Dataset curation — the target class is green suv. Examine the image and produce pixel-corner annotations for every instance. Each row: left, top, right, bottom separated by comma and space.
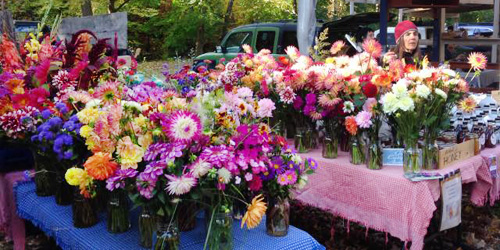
192, 13, 384, 71
192, 21, 302, 71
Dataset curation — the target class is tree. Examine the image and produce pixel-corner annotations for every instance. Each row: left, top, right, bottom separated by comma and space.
108, 0, 132, 13
221, 0, 235, 37
81, 0, 93, 16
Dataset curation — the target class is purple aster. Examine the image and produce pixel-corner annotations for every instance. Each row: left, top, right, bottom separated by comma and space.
200, 145, 234, 168
270, 157, 285, 174
260, 169, 275, 181
106, 169, 139, 191
307, 158, 319, 170
286, 161, 300, 172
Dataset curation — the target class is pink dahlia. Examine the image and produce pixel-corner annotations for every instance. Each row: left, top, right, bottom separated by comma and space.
162, 110, 202, 144
355, 111, 373, 129
256, 98, 276, 118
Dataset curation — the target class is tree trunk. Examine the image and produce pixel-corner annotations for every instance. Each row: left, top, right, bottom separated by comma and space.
108, 0, 116, 13
221, 0, 235, 37
195, 23, 205, 56
159, 0, 173, 16
81, 0, 93, 16
293, 0, 298, 17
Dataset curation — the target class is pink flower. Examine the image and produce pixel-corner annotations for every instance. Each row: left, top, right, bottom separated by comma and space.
277, 173, 288, 186
355, 111, 373, 129
330, 40, 345, 55
248, 175, 263, 191
362, 39, 382, 58
165, 174, 197, 196
162, 110, 202, 144
285, 170, 298, 185
256, 98, 275, 118
245, 172, 253, 181
285, 46, 300, 61
363, 98, 378, 113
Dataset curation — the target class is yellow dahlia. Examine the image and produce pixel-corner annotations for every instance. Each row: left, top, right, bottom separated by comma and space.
241, 194, 267, 229
468, 52, 487, 71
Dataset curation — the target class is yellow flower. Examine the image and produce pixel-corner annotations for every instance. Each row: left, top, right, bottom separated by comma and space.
241, 194, 267, 229
79, 125, 93, 138
138, 132, 153, 149
467, 52, 487, 71
134, 115, 148, 127
65, 167, 86, 186
116, 136, 145, 169
77, 107, 100, 124
325, 57, 335, 64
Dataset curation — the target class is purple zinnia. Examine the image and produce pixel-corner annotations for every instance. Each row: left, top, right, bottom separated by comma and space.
106, 169, 138, 191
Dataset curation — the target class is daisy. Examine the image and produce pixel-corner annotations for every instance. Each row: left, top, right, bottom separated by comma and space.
162, 110, 202, 144
467, 52, 487, 71
165, 174, 197, 196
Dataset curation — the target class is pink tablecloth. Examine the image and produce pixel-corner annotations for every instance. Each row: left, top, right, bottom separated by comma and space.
295, 147, 495, 250
0, 171, 29, 250
480, 147, 500, 206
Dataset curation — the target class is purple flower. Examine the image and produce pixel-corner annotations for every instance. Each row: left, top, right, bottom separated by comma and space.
200, 145, 234, 168
63, 150, 73, 159
70, 115, 79, 123
106, 169, 138, 191
41, 109, 52, 119
143, 161, 167, 179
270, 157, 285, 174
305, 93, 317, 105
44, 131, 55, 141
55, 102, 68, 114
48, 117, 62, 127
303, 105, 315, 116
293, 96, 304, 110
307, 158, 319, 170
136, 173, 157, 199
163, 142, 187, 161
63, 121, 76, 131
260, 169, 275, 181
286, 161, 300, 172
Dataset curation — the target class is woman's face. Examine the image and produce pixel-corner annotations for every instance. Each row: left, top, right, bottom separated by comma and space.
403, 30, 419, 52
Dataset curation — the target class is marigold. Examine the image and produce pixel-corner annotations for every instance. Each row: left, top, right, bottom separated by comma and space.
345, 116, 358, 135
241, 194, 267, 229
84, 152, 118, 180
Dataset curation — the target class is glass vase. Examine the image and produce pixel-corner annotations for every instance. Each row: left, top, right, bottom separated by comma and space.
322, 136, 338, 159
107, 189, 130, 233
403, 146, 422, 178
72, 189, 98, 228
340, 127, 350, 152
294, 126, 309, 153
266, 197, 290, 237
154, 218, 180, 250
366, 133, 382, 170
139, 204, 156, 248
350, 136, 365, 165
32, 151, 55, 197
177, 200, 197, 232
55, 175, 73, 206
422, 140, 439, 170
206, 211, 234, 250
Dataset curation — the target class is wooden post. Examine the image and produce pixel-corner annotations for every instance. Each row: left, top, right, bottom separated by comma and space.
439, 8, 446, 62
379, 0, 388, 48
350, 1, 355, 15
398, 8, 403, 22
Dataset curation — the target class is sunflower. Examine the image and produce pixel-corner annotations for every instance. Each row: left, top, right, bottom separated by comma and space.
241, 194, 267, 229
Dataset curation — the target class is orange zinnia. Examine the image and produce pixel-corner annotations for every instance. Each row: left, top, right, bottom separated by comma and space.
345, 116, 358, 135
84, 152, 118, 180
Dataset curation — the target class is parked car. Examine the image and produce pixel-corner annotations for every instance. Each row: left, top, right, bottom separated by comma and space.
193, 12, 387, 71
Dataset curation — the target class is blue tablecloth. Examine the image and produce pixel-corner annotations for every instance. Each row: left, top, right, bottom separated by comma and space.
15, 181, 325, 250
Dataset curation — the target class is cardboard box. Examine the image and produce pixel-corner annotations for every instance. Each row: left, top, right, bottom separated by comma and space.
438, 140, 475, 169
491, 90, 500, 104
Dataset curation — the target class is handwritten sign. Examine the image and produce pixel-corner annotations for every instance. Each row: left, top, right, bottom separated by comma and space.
487, 154, 498, 178
383, 148, 404, 166
440, 173, 462, 231
491, 90, 500, 104
438, 140, 475, 169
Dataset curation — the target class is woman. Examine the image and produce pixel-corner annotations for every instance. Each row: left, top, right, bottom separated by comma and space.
383, 20, 421, 65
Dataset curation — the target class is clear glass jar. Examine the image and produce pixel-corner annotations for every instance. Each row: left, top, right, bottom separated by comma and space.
403, 146, 422, 178
266, 197, 290, 237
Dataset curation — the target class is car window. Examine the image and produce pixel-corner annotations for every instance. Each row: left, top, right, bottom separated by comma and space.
376, 32, 396, 45
224, 31, 253, 53
256, 31, 276, 52
278, 31, 298, 54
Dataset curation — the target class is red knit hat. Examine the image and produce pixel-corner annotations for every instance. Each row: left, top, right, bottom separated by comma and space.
395, 20, 418, 42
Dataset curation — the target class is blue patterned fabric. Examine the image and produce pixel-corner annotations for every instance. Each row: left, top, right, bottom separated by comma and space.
15, 181, 325, 250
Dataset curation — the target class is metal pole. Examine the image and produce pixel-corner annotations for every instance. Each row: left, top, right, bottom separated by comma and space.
350, 1, 355, 15
492, 0, 499, 63
379, 0, 388, 48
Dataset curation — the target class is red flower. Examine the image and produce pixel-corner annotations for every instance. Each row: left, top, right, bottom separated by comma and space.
362, 82, 378, 98
278, 56, 289, 65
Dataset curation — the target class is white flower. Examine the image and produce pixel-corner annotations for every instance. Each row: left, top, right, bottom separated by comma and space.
122, 100, 143, 111
191, 159, 211, 178
85, 99, 101, 108
382, 92, 399, 114
291, 154, 303, 164
435, 88, 448, 99
392, 80, 408, 98
442, 69, 456, 77
343, 101, 354, 113
420, 68, 433, 79
236, 87, 253, 99
235, 176, 241, 185
256, 98, 276, 118
217, 168, 231, 184
398, 96, 415, 112
415, 85, 431, 99
295, 175, 308, 190
165, 174, 197, 196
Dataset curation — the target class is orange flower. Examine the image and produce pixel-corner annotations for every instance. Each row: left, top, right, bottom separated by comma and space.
84, 152, 118, 180
241, 194, 267, 229
467, 52, 487, 71
5, 79, 25, 94
345, 116, 358, 135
